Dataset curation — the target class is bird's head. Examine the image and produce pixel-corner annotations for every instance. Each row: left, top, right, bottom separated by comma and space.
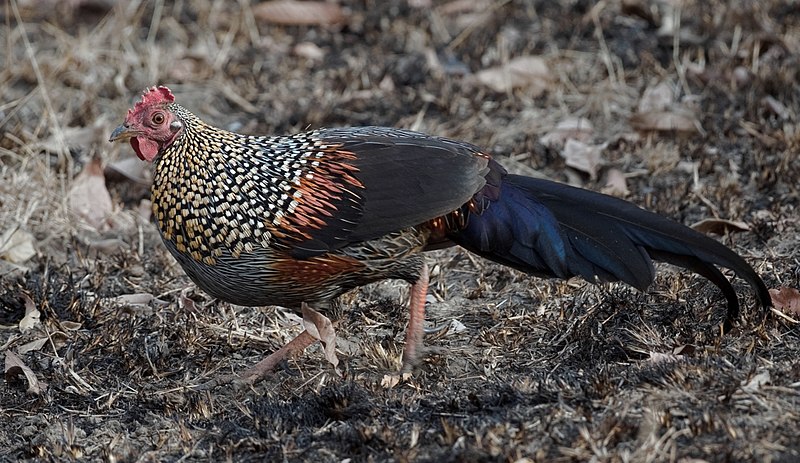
109, 86, 183, 162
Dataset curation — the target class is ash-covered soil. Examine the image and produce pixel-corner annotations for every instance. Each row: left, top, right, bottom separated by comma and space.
1, 1, 799, 462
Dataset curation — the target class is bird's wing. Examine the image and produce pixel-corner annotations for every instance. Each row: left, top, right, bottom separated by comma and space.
284, 127, 490, 258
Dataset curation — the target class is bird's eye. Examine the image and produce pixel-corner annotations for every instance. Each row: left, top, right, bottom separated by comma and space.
152, 112, 165, 124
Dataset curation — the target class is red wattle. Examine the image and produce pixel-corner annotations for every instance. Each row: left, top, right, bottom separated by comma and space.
130, 136, 159, 162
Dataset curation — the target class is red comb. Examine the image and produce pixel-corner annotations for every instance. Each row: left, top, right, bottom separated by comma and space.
126, 86, 175, 118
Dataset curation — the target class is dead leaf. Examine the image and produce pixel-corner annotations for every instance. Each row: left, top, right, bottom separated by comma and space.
769, 287, 800, 316
448, 319, 467, 334
253, 1, 347, 26
17, 338, 48, 355
69, 158, 114, 230
690, 218, 751, 235
601, 168, 630, 197
637, 81, 674, 113
631, 81, 702, 133
19, 293, 40, 333
539, 117, 594, 148
672, 344, 695, 356
630, 110, 700, 133
475, 56, 552, 95
5, 351, 42, 395
0, 226, 36, 264
60, 321, 83, 331
381, 374, 401, 389
740, 371, 770, 393
178, 288, 199, 313
293, 42, 325, 60
648, 351, 681, 364
380, 372, 412, 389
560, 139, 605, 180
113, 293, 168, 307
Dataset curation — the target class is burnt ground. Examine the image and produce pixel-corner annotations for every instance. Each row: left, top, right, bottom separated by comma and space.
1, 0, 799, 461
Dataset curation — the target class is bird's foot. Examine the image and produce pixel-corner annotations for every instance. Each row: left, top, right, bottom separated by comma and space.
197, 304, 340, 390
195, 329, 317, 391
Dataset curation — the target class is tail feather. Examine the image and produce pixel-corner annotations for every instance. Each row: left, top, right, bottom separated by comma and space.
451, 174, 770, 327
648, 250, 741, 327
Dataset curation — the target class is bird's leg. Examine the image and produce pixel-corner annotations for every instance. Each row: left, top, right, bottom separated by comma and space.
237, 303, 339, 384
299, 302, 339, 369
197, 327, 318, 391
402, 261, 429, 371
199, 305, 339, 390
238, 329, 317, 384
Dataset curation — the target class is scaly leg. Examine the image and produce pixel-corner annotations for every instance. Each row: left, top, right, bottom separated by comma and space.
239, 329, 317, 384
402, 262, 429, 371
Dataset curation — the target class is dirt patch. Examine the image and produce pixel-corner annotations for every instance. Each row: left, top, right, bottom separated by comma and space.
1, 1, 798, 461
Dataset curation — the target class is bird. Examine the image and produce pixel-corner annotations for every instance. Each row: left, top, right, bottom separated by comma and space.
109, 85, 771, 384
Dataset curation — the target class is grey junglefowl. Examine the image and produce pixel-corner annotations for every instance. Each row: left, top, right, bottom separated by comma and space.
109, 86, 770, 385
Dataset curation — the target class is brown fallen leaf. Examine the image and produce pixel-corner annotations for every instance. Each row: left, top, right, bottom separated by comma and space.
293, 41, 326, 60
769, 287, 800, 316
740, 371, 770, 393
113, 293, 168, 307
19, 292, 40, 333
5, 351, 42, 395
474, 56, 552, 95
631, 81, 702, 134
648, 351, 681, 364
69, 157, 114, 230
601, 168, 630, 197
380, 372, 412, 389
179, 292, 199, 312
630, 110, 700, 133
0, 226, 36, 264
17, 338, 48, 355
690, 218, 751, 235
60, 321, 83, 331
381, 374, 402, 389
253, 1, 347, 26
637, 81, 673, 113
672, 344, 695, 356
560, 139, 605, 180
539, 117, 594, 148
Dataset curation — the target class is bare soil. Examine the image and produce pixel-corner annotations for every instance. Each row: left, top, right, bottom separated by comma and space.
1, 1, 799, 462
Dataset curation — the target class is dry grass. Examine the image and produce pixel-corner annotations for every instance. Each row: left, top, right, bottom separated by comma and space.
1, 0, 799, 461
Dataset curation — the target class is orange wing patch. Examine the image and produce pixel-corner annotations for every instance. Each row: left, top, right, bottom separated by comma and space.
272, 253, 366, 286
280, 145, 364, 239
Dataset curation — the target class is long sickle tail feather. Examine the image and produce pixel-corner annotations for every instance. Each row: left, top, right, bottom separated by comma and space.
451, 173, 771, 329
